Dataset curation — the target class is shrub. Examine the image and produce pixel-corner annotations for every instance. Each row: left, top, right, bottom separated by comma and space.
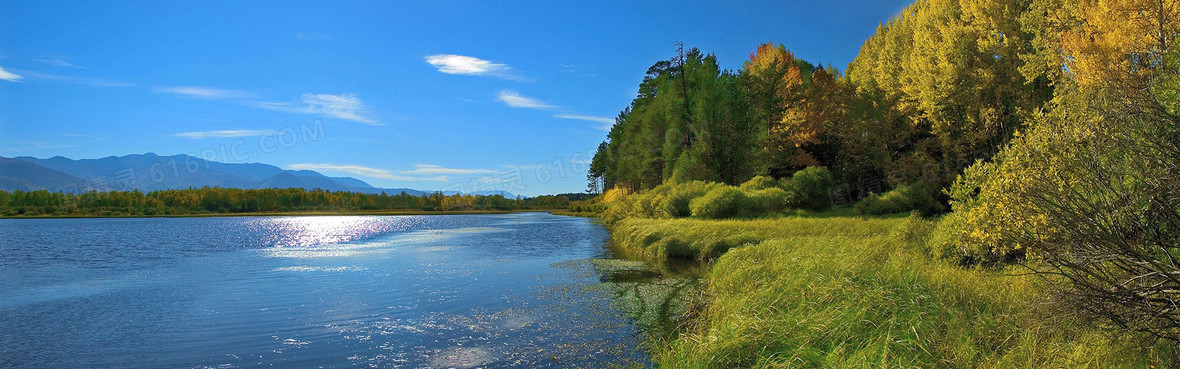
601, 194, 638, 224
746, 187, 789, 213
690, 186, 749, 219
738, 175, 778, 191
601, 187, 631, 203
661, 181, 719, 218
600, 185, 674, 223
784, 166, 834, 211
632, 188, 669, 218
946, 77, 1180, 339
568, 198, 606, 214
925, 211, 977, 263
854, 183, 942, 216
894, 211, 935, 244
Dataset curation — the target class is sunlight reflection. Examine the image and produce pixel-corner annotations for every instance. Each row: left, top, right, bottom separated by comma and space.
246, 216, 416, 249
267, 223, 512, 258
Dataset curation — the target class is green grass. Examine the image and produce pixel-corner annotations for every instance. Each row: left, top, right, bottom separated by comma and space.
611, 215, 1180, 368
611, 215, 903, 262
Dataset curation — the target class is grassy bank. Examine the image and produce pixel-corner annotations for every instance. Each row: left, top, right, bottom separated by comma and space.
610, 215, 903, 262
611, 215, 1179, 367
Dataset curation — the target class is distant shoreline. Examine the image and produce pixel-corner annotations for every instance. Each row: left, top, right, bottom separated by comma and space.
0, 209, 569, 219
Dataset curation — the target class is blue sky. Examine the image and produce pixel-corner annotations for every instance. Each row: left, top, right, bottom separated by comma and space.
0, 0, 910, 196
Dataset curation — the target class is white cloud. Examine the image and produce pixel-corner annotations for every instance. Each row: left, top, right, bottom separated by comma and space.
402, 164, 497, 175
154, 85, 254, 99
288, 163, 448, 182
553, 113, 614, 130
425, 54, 509, 75
153, 87, 380, 125
174, 130, 276, 139
424, 54, 530, 81
243, 101, 306, 114
553, 114, 613, 124
10, 70, 131, 87
496, 90, 554, 109
34, 59, 85, 69
300, 93, 379, 125
0, 66, 23, 82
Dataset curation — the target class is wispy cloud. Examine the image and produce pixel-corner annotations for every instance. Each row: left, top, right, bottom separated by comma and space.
553, 113, 614, 130
6, 69, 133, 87
243, 101, 305, 114
153, 85, 254, 99
496, 90, 554, 109
289, 163, 448, 182
0, 66, 22, 82
174, 129, 277, 139
154, 86, 380, 125
402, 164, 497, 175
424, 54, 528, 80
34, 58, 86, 69
553, 114, 613, 124
300, 93, 378, 125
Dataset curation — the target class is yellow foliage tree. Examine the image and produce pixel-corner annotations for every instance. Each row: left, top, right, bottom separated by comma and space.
1062, 0, 1180, 88
848, 0, 1047, 187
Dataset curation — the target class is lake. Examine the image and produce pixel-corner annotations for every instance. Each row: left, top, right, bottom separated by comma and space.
0, 212, 660, 368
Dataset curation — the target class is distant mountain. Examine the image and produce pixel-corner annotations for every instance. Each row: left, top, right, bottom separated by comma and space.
0, 157, 84, 192
256, 172, 341, 192
0, 154, 509, 197
326, 176, 375, 190
16, 153, 257, 192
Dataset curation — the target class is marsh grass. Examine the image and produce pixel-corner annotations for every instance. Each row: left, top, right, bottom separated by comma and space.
611, 215, 1180, 368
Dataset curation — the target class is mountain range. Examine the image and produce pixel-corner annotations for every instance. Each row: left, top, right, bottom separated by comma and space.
0, 153, 514, 197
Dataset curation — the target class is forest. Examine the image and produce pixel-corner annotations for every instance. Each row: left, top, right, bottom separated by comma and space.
582, 0, 1180, 365
588, 3, 1054, 204
0, 187, 576, 216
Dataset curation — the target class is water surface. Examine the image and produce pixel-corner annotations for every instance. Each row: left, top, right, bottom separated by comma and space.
0, 212, 652, 368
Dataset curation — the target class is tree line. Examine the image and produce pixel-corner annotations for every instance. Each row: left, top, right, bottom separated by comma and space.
0, 187, 574, 216
589, 2, 1052, 205
589, 0, 1180, 342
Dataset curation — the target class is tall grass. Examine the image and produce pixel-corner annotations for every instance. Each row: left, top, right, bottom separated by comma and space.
611, 215, 1179, 367
611, 216, 901, 261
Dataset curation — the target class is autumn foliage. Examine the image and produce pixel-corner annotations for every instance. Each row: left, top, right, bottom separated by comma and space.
588, 0, 1180, 345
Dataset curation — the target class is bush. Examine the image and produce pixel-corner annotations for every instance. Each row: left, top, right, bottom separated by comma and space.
660, 181, 719, 218
945, 77, 1180, 339
894, 211, 935, 244
746, 187, 789, 213
925, 211, 978, 263
567, 198, 606, 214
784, 166, 834, 211
633, 188, 669, 218
854, 183, 942, 216
689, 186, 750, 219
738, 175, 778, 191
600, 185, 672, 223
601, 194, 637, 224
601, 187, 631, 203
